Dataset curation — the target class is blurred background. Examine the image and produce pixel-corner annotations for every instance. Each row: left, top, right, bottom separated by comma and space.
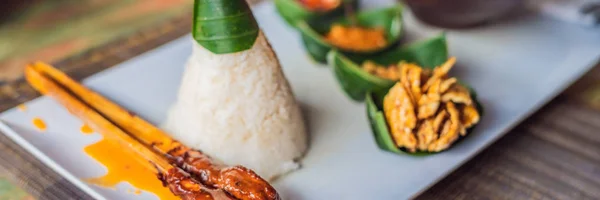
0, 0, 192, 83
2, 0, 599, 83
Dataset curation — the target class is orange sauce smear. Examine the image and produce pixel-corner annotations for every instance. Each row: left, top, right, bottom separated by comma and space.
84, 138, 178, 200
32, 117, 46, 131
17, 104, 27, 111
80, 124, 94, 135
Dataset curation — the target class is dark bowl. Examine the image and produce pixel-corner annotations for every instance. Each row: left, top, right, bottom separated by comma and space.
402, 0, 523, 28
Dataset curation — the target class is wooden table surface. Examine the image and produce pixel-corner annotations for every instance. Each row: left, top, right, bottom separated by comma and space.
1, 1, 600, 199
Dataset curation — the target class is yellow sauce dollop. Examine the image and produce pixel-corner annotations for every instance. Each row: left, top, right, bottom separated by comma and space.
80, 124, 94, 135
17, 104, 27, 112
84, 138, 178, 200
32, 117, 46, 131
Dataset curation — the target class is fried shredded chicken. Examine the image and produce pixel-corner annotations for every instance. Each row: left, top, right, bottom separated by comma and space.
384, 83, 418, 151
362, 62, 400, 81
381, 57, 480, 152
428, 102, 461, 152
416, 120, 436, 151
442, 84, 473, 105
440, 78, 457, 93
461, 105, 480, 136
432, 110, 448, 133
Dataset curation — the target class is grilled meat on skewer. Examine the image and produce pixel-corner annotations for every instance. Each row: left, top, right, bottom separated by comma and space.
160, 168, 234, 200
25, 64, 229, 200
27, 63, 281, 200
168, 147, 281, 200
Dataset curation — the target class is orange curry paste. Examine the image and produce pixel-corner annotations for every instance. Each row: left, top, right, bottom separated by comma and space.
325, 24, 387, 52
299, 0, 340, 11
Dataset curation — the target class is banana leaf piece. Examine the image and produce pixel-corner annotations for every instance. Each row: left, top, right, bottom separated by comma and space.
366, 89, 402, 154
193, 0, 259, 54
328, 34, 448, 101
298, 5, 404, 63
328, 51, 396, 101
274, 0, 357, 28
366, 86, 484, 156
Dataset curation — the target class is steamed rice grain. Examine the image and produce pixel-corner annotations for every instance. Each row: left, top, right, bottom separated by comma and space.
163, 32, 307, 181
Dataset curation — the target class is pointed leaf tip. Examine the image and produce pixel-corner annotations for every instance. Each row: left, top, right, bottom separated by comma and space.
193, 0, 259, 54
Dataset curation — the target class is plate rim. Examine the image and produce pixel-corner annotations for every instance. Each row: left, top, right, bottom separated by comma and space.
0, 119, 106, 200
1, 1, 599, 198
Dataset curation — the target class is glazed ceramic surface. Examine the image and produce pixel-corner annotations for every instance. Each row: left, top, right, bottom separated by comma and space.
1, 1, 600, 199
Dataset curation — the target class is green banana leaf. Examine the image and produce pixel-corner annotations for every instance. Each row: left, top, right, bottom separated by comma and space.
366, 86, 484, 156
193, 0, 259, 54
366, 89, 403, 154
298, 5, 404, 63
328, 34, 448, 101
274, 0, 357, 28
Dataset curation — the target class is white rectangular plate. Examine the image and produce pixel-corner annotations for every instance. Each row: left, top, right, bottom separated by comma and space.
2, 1, 600, 199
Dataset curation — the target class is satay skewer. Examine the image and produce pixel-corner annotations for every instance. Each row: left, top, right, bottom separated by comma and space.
25, 64, 229, 200
31, 62, 184, 154
25, 65, 171, 172
28, 62, 280, 200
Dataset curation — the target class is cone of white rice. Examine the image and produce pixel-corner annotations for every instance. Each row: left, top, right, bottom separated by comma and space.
163, 0, 307, 181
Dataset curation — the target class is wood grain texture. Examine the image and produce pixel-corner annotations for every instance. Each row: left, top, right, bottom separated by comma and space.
0, 10, 192, 200
0, 0, 599, 199
0, 0, 192, 82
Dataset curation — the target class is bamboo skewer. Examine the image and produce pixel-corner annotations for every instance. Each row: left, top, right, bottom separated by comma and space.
27, 62, 280, 200
25, 64, 229, 200
24, 64, 173, 173
31, 62, 185, 154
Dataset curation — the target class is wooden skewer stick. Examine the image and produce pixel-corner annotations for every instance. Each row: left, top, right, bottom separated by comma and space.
31, 62, 187, 154
29, 62, 281, 200
24, 64, 173, 173
26, 63, 233, 200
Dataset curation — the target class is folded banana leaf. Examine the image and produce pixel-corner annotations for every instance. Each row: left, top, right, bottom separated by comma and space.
274, 0, 357, 28
193, 0, 259, 54
298, 5, 404, 63
366, 86, 483, 156
328, 34, 448, 101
